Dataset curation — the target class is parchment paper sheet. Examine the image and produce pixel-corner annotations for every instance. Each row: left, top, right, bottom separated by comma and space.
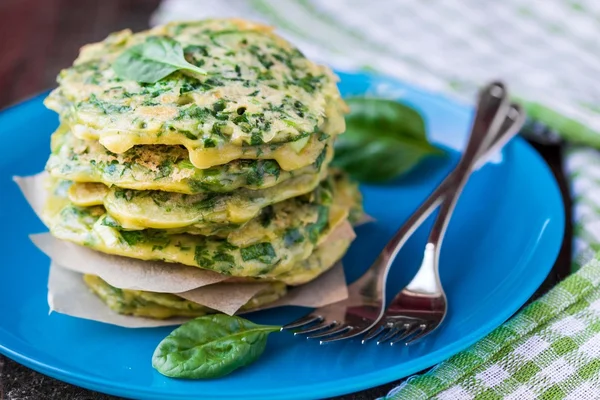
17, 173, 352, 327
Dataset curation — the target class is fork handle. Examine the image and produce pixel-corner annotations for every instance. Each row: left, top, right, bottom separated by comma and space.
403, 84, 511, 293
350, 87, 524, 295
383, 82, 509, 260
428, 84, 510, 246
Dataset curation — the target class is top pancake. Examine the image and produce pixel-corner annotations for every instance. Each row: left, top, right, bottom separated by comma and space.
45, 19, 347, 169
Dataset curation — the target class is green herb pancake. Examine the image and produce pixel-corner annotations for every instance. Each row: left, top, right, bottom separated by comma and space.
46, 125, 333, 194
43, 173, 361, 284
66, 165, 328, 232
44, 19, 347, 170
84, 275, 287, 319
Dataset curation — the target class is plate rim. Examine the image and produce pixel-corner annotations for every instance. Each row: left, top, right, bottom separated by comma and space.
0, 72, 565, 399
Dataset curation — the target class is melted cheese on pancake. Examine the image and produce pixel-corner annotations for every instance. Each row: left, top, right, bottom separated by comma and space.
47, 126, 333, 193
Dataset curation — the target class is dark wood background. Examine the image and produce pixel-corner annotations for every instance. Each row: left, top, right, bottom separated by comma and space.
0, 1, 572, 399
0, 0, 160, 109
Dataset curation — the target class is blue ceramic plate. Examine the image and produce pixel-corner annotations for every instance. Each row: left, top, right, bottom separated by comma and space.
0, 72, 564, 400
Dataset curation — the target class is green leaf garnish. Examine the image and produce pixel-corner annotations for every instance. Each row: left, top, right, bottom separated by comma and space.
333, 97, 443, 183
152, 314, 280, 379
112, 36, 207, 83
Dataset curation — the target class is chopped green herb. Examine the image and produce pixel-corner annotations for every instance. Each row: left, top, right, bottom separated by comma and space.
250, 132, 263, 145
114, 189, 134, 201
120, 231, 145, 246
240, 243, 277, 263
179, 129, 198, 140
184, 44, 209, 57
213, 252, 235, 264
218, 241, 239, 251
211, 122, 228, 137
100, 215, 120, 228
314, 148, 327, 170
176, 104, 211, 120
212, 99, 227, 113
203, 138, 217, 148
193, 193, 220, 210
262, 160, 280, 179
259, 206, 275, 228
179, 159, 195, 169
284, 228, 304, 246
87, 94, 131, 114
294, 74, 322, 93
317, 132, 330, 142
156, 160, 173, 179
194, 245, 214, 267
246, 160, 281, 186
305, 206, 329, 244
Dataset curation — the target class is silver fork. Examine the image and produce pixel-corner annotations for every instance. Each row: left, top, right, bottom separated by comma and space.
282, 82, 522, 343
363, 97, 527, 346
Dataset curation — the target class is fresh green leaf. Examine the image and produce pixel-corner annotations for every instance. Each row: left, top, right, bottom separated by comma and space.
112, 36, 207, 83
152, 314, 280, 379
333, 97, 443, 182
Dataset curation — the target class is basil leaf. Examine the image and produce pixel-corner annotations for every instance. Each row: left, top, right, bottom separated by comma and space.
112, 36, 206, 83
333, 97, 442, 183
152, 314, 280, 379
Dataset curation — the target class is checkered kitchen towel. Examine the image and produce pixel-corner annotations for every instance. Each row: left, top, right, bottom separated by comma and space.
386, 259, 600, 399
154, 1, 600, 398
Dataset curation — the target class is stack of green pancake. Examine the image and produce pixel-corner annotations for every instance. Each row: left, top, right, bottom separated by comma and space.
40, 19, 362, 319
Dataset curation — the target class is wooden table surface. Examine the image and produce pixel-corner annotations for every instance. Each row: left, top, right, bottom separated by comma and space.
0, 1, 573, 399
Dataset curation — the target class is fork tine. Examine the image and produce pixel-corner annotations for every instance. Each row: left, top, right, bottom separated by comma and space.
362, 324, 388, 343
306, 325, 351, 340
281, 315, 322, 331
377, 326, 401, 345
390, 324, 426, 346
294, 321, 337, 336
404, 324, 436, 345
319, 327, 369, 344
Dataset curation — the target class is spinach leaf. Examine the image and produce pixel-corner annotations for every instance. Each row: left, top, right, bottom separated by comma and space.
152, 314, 280, 379
112, 36, 206, 83
333, 97, 442, 183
